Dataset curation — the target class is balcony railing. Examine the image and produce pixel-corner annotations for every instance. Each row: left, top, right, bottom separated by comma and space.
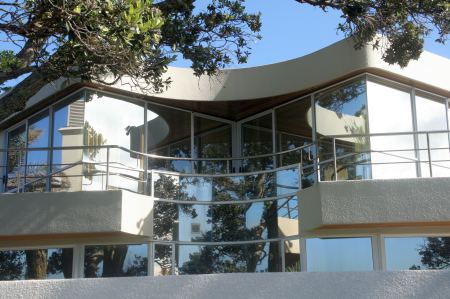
1, 130, 450, 196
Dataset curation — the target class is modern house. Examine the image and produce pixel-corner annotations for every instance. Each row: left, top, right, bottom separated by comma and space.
0, 37, 450, 297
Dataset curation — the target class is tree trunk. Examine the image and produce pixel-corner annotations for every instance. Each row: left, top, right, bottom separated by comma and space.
25, 249, 48, 279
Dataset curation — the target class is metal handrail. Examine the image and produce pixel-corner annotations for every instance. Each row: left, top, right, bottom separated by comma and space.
3, 129, 450, 196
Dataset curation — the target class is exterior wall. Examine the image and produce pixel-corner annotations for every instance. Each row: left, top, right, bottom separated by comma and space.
1, 271, 450, 299
300, 178, 450, 232
0, 190, 153, 237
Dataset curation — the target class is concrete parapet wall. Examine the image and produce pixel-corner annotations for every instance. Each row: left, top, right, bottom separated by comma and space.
0, 271, 449, 299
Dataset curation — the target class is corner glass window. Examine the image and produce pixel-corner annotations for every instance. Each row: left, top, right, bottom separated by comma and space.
315, 79, 370, 181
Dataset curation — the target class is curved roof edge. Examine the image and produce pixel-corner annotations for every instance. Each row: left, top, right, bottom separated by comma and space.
111, 37, 449, 102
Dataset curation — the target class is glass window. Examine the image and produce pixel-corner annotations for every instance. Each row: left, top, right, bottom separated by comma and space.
51, 95, 84, 192
306, 237, 373, 272
147, 103, 191, 173
276, 97, 314, 168
83, 92, 145, 192
0, 248, 73, 280
176, 241, 282, 274
6, 124, 26, 191
194, 116, 232, 174
25, 111, 50, 192
367, 81, 416, 179
241, 113, 274, 171
315, 79, 371, 181
285, 239, 300, 272
154, 244, 172, 276
153, 197, 298, 242
385, 237, 450, 271
84, 244, 147, 278
415, 95, 450, 177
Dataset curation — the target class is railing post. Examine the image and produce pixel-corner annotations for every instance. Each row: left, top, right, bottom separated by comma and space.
332, 137, 337, 181
105, 147, 110, 190
426, 133, 433, 177
226, 159, 230, 174
17, 150, 22, 193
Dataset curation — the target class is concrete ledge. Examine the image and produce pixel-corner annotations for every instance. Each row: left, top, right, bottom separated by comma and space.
0, 190, 153, 238
1, 271, 449, 299
300, 178, 450, 232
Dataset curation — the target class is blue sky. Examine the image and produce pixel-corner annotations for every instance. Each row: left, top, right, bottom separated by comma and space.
173, 0, 450, 68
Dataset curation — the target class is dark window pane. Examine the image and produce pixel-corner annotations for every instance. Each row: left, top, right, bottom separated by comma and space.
0, 248, 73, 280
84, 244, 147, 278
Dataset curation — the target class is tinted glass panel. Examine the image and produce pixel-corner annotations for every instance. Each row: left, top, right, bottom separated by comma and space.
241, 113, 273, 171
147, 103, 191, 173
285, 239, 300, 272
51, 96, 84, 192
316, 80, 370, 181
83, 93, 145, 192
6, 125, 26, 191
194, 116, 232, 173
154, 244, 172, 276
176, 241, 282, 274
25, 112, 50, 192
153, 198, 298, 242
306, 237, 373, 272
0, 248, 73, 280
84, 244, 147, 278
367, 81, 416, 178
385, 237, 450, 271
415, 96, 450, 177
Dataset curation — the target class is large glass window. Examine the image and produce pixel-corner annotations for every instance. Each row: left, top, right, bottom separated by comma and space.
51, 96, 84, 192
153, 197, 298, 242
25, 111, 50, 192
146, 103, 191, 173
84, 244, 147, 278
415, 95, 450, 177
0, 248, 73, 280
385, 237, 450, 271
83, 92, 145, 192
306, 237, 373, 272
315, 79, 370, 181
176, 241, 282, 274
194, 115, 232, 173
241, 113, 274, 172
367, 81, 416, 179
276, 97, 315, 188
6, 124, 26, 191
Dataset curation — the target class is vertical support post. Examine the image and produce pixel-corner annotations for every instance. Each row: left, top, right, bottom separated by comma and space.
47, 105, 54, 192
150, 170, 155, 198
426, 133, 433, 177
17, 150, 22, 193
144, 103, 149, 195
300, 238, 307, 272
105, 146, 110, 190
72, 244, 85, 278
332, 137, 337, 181
226, 159, 230, 174
171, 243, 176, 275
280, 240, 285, 272
148, 242, 154, 276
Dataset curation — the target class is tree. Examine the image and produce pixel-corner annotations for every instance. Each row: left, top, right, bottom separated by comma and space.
295, 0, 449, 67
410, 237, 450, 270
0, 0, 448, 121
0, 0, 261, 119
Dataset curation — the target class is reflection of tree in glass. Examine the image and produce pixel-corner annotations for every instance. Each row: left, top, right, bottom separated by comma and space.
410, 237, 450, 270
0, 251, 24, 280
317, 80, 366, 118
178, 173, 282, 273
84, 245, 147, 278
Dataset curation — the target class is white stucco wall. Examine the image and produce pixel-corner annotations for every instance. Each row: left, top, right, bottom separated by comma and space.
300, 178, 450, 232
1, 271, 449, 299
0, 190, 153, 237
